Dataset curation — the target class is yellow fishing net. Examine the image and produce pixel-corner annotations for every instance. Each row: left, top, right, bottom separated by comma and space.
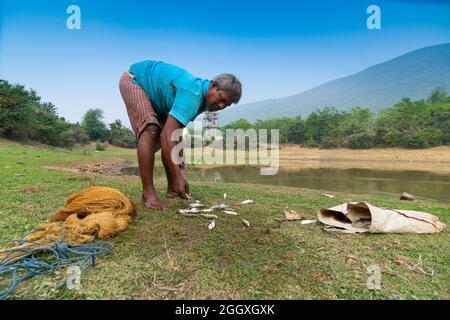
0, 187, 136, 262
28, 186, 136, 245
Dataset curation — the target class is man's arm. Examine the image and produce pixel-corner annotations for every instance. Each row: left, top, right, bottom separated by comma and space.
160, 115, 190, 198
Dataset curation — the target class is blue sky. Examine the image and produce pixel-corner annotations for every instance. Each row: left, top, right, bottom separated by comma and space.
1, 0, 449, 125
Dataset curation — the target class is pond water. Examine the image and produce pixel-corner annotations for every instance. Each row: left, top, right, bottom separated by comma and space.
121, 166, 450, 203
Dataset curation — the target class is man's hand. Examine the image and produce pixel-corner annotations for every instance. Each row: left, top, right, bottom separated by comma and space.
173, 175, 191, 199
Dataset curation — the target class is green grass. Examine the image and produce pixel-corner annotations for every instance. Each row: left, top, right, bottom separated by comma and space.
0, 140, 449, 300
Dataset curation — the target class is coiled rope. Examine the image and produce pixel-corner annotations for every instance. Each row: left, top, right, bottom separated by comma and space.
0, 238, 114, 300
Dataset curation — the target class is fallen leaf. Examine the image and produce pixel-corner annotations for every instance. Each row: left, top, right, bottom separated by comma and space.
346, 254, 358, 261
284, 209, 304, 221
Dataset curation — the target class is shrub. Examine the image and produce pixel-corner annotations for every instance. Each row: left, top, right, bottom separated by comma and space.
348, 132, 376, 149
111, 132, 136, 148
319, 137, 342, 149
305, 137, 318, 148
406, 128, 442, 148
59, 130, 78, 150
383, 131, 403, 146
96, 140, 107, 151
108, 119, 136, 148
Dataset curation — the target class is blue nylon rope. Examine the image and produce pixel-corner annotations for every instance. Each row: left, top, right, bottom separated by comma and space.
0, 238, 114, 300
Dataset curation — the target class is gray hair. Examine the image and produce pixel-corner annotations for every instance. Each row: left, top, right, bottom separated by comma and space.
212, 73, 242, 104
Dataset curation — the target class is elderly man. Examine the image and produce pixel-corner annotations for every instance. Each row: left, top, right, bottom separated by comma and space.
119, 60, 242, 210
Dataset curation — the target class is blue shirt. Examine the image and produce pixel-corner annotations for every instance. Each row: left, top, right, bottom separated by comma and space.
128, 60, 210, 126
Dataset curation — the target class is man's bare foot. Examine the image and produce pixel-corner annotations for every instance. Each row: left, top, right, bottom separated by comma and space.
166, 183, 188, 199
166, 188, 191, 199
142, 192, 167, 210
166, 190, 179, 198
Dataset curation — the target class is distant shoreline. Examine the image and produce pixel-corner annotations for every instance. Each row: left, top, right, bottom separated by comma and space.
189, 144, 450, 174
1, 138, 449, 174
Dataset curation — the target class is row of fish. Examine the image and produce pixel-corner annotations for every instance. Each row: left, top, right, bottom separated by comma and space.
177, 198, 254, 230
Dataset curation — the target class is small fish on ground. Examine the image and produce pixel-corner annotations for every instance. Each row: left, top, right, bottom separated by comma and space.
242, 219, 250, 227
202, 214, 218, 219
223, 210, 238, 216
181, 213, 218, 219
177, 208, 200, 214
322, 194, 335, 198
224, 193, 227, 199
210, 204, 229, 210
301, 219, 317, 225
190, 203, 206, 208
208, 220, 216, 230
240, 200, 254, 205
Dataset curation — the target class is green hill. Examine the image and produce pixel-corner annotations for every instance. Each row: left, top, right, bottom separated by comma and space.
221, 43, 450, 125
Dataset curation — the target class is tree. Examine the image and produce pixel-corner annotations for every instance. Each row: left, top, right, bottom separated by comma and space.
304, 107, 345, 147
348, 132, 376, 149
223, 118, 253, 131
0, 80, 38, 141
337, 107, 374, 136
80, 108, 108, 141
406, 128, 442, 148
0, 80, 73, 146
427, 88, 448, 104
31, 102, 68, 146
108, 119, 136, 148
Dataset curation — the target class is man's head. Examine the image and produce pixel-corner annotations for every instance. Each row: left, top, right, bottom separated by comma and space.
205, 74, 242, 112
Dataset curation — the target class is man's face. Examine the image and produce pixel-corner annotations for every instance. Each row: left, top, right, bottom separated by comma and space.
205, 84, 233, 112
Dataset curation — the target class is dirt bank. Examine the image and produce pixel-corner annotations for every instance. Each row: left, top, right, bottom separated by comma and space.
277, 145, 450, 173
